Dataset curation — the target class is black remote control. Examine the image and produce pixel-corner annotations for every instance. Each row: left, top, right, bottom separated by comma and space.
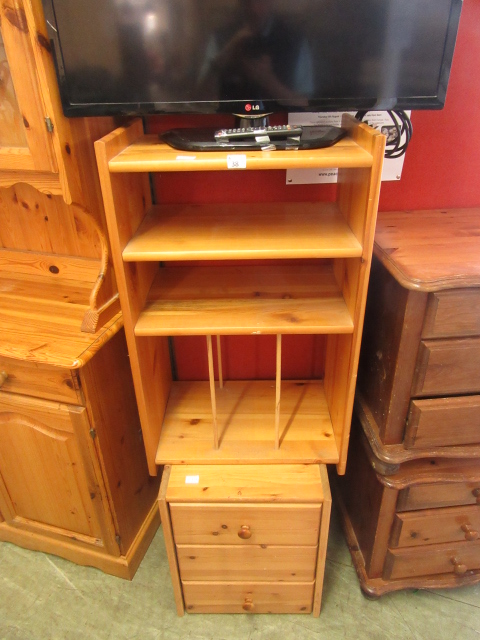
214, 124, 303, 141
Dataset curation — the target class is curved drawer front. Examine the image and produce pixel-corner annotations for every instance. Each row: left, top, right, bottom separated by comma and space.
391, 505, 480, 548
405, 395, 480, 449
182, 581, 314, 614
170, 503, 321, 546
397, 482, 480, 512
412, 338, 480, 397
423, 289, 480, 339
384, 540, 480, 580
176, 544, 317, 582
0, 356, 79, 404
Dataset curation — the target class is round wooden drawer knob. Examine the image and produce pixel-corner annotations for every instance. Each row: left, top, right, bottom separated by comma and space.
461, 524, 479, 541
473, 488, 480, 504
450, 557, 468, 575
242, 598, 254, 612
238, 524, 252, 539
0, 371, 8, 387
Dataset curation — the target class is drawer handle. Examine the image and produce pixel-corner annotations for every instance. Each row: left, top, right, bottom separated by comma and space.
238, 524, 252, 540
473, 488, 480, 504
461, 524, 479, 541
450, 557, 468, 575
0, 371, 8, 388
242, 598, 254, 612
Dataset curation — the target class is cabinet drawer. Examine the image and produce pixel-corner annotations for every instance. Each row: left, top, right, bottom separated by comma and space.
406, 396, 480, 449
391, 505, 480, 548
176, 544, 317, 582
182, 581, 314, 614
384, 540, 480, 580
412, 337, 480, 397
397, 482, 480, 511
423, 289, 480, 339
0, 357, 80, 404
170, 503, 321, 546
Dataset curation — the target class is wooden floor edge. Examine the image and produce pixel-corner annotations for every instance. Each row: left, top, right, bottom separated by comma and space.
0, 502, 160, 581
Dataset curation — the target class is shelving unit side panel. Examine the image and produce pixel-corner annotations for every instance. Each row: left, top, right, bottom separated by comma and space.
326, 119, 385, 475
95, 121, 172, 475
337, 167, 372, 246
338, 115, 385, 252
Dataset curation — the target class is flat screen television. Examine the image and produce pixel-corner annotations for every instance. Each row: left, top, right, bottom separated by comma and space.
43, 0, 462, 120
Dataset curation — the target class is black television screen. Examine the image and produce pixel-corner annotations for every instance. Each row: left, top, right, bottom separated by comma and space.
42, 0, 462, 117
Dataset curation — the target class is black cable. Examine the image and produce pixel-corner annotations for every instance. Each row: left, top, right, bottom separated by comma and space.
355, 110, 413, 158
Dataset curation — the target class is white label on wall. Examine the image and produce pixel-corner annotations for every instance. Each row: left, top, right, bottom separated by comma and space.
185, 475, 200, 484
286, 111, 410, 184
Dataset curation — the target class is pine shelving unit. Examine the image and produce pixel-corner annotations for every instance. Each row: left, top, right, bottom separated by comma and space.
95, 115, 384, 476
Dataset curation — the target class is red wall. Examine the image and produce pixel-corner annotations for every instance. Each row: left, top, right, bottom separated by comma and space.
148, 0, 479, 380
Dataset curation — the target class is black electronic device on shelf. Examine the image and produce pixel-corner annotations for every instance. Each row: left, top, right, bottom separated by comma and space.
160, 124, 347, 152
43, 0, 462, 121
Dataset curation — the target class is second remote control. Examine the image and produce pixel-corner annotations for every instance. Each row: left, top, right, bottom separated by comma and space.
215, 124, 303, 140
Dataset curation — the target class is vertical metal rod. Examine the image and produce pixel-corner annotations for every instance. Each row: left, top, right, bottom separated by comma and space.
275, 334, 282, 450
206, 335, 219, 448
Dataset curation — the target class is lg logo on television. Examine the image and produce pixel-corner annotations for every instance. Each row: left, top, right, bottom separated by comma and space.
245, 103, 260, 112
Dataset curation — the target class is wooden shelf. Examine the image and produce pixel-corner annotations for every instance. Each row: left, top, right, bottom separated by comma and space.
108, 134, 374, 173
135, 264, 353, 336
123, 202, 362, 262
155, 380, 338, 465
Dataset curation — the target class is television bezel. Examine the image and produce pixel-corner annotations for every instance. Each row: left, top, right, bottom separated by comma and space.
41, 0, 463, 118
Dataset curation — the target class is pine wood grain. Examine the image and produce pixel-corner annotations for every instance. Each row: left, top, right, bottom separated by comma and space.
176, 544, 317, 582
170, 503, 321, 545
313, 464, 332, 616
122, 202, 363, 261
158, 466, 185, 616
97, 117, 383, 474
108, 134, 373, 173
136, 264, 353, 336
166, 463, 325, 503
0, 270, 123, 367
95, 119, 172, 476
156, 380, 338, 465
182, 581, 314, 614
0, 0, 57, 173
0, 356, 79, 403
0, 393, 106, 542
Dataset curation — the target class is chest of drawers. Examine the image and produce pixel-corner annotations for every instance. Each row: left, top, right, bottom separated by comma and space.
158, 464, 331, 615
356, 209, 480, 464
335, 424, 480, 596
335, 209, 480, 595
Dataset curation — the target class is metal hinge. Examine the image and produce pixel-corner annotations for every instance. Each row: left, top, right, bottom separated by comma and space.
45, 117, 54, 133
115, 534, 121, 546
89, 428, 97, 440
